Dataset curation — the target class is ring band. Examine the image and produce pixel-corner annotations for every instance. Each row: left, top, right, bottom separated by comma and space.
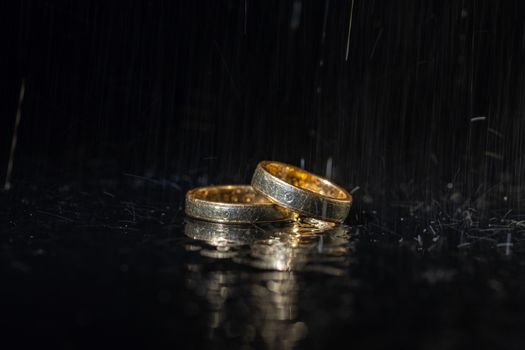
251, 161, 352, 223
185, 185, 291, 223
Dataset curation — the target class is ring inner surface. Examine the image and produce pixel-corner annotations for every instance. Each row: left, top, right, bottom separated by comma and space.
194, 186, 268, 204
263, 163, 348, 200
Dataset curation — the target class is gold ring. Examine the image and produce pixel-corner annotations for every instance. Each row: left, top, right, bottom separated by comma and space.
251, 161, 352, 223
185, 185, 291, 224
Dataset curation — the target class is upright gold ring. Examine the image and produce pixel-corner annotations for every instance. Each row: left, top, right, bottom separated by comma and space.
251, 161, 352, 223
185, 185, 291, 224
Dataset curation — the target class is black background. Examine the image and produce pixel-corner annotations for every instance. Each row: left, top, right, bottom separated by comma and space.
3, 1, 525, 348
3, 0, 525, 206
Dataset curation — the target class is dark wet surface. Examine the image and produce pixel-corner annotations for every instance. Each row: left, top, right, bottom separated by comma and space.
2, 182, 525, 349
4, 1, 525, 348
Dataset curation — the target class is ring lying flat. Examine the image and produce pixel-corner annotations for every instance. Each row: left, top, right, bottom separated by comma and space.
185, 185, 291, 224
251, 161, 352, 223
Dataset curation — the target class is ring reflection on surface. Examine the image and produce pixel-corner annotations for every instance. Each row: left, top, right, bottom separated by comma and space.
182, 219, 352, 349
184, 218, 350, 273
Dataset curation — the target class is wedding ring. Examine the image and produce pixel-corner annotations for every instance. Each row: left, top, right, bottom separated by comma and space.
251, 161, 352, 223
185, 185, 291, 223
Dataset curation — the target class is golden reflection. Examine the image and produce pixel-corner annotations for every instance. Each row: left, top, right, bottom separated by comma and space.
183, 218, 351, 348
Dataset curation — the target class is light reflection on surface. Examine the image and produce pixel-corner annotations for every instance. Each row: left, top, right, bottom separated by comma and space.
184, 218, 352, 348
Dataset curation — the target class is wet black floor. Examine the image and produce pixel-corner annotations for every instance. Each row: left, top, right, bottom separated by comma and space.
2, 181, 525, 349
4, 1, 525, 348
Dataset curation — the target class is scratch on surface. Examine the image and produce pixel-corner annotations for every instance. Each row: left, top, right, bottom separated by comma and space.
123, 173, 182, 190
35, 210, 74, 222
4, 79, 25, 191
345, 0, 355, 61
369, 28, 383, 59
350, 186, 360, 194
496, 233, 512, 256
470, 116, 486, 122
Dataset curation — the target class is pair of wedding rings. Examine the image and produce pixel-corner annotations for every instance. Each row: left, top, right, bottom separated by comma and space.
185, 161, 352, 224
